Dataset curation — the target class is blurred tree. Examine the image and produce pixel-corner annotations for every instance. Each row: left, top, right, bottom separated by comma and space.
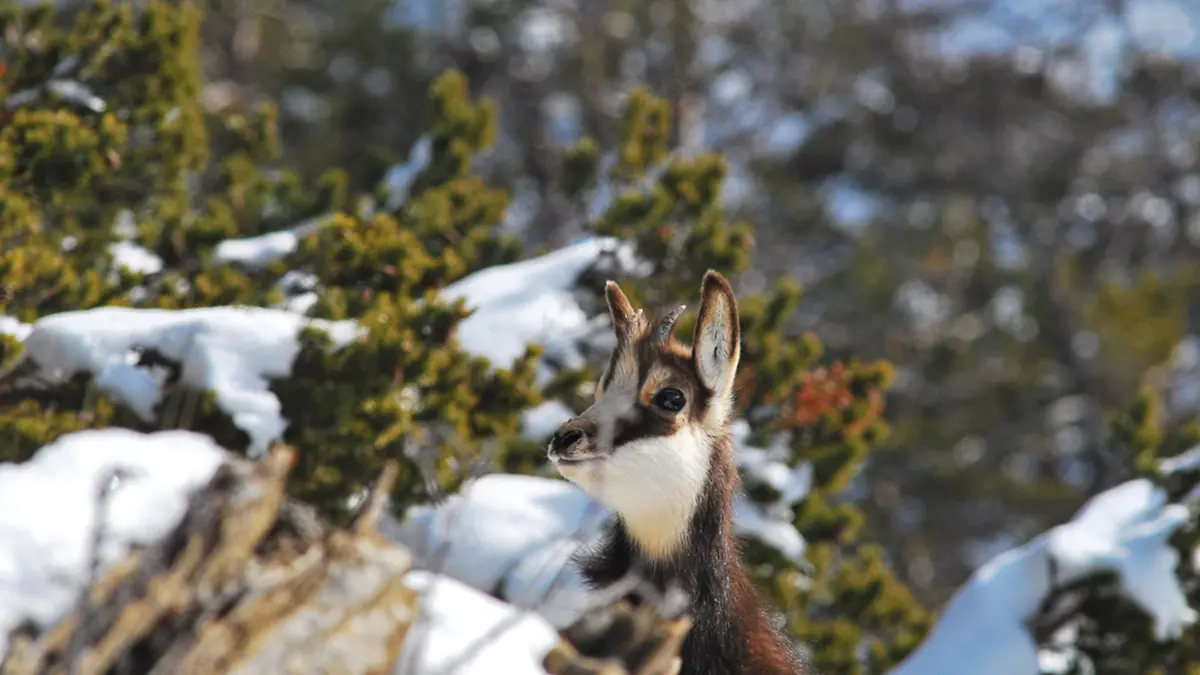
198, 0, 435, 194
187, 0, 1200, 607
728, 2, 1200, 609
1, 0, 1198, 673
555, 87, 931, 672
1032, 388, 1200, 674
0, 1, 540, 524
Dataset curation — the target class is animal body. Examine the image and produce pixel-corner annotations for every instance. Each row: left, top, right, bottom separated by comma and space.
547, 271, 804, 675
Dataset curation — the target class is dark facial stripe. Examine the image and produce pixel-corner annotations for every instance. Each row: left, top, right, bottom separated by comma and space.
611, 405, 678, 447
592, 330, 723, 455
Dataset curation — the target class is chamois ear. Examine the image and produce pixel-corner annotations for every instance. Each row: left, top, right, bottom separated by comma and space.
692, 270, 741, 396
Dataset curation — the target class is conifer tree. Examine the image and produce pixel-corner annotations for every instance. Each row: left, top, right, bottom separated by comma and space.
553, 88, 931, 672
0, 2, 1195, 673
0, 1, 542, 524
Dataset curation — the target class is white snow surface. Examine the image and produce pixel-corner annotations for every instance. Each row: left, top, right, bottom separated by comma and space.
12, 306, 361, 457
890, 477, 1197, 675
519, 400, 575, 441
1160, 443, 1200, 476
383, 135, 432, 211
0, 429, 228, 659
211, 134, 432, 269
0, 316, 32, 341
5, 238, 634, 455
731, 419, 811, 562
212, 214, 332, 268
389, 423, 814, 622
108, 240, 164, 276
439, 237, 633, 380
392, 474, 607, 595
397, 570, 560, 675
0, 429, 560, 675
3, 233, 1197, 672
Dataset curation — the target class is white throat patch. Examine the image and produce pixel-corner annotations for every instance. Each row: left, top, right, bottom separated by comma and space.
558, 425, 712, 559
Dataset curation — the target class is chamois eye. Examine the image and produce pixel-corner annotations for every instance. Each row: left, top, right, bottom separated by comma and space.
652, 387, 686, 413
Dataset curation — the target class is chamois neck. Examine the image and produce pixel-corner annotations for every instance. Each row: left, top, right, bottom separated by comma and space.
577, 434, 803, 675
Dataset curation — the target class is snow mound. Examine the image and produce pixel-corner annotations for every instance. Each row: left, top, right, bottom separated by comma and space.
439, 236, 635, 380
11, 306, 361, 457
108, 240, 164, 275
731, 419, 811, 563
390, 430, 813, 623
0, 317, 32, 341
390, 474, 607, 603
0, 429, 562, 674
212, 214, 332, 268
519, 400, 576, 442
0, 429, 229, 659
1160, 443, 1200, 476
397, 570, 560, 675
890, 477, 1197, 675
6, 239, 637, 455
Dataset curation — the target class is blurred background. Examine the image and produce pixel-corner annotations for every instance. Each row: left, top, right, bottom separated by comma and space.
189, 0, 1200, 606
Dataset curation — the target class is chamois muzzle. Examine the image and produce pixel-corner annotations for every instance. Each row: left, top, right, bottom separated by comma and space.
548, 417, 597, 460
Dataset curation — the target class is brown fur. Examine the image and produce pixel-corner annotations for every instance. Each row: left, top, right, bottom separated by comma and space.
551, 271, 805, 675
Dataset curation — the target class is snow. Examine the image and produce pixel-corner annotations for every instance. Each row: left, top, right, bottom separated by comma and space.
520, 400, 575, 441
5, 79, 105, 113
1159, 443, 1200, 475
889, 477, 1196, 675
5, 239, 634, 455
732, 495, 807, 562
108, 240, 164, 275
11, 306, 361, 457
501, 536, 594, 627
390, 474, 608, 604
212, 214, 332, 268
730, 419, 812, 563
389, 422, 815, 612
383, 135, 432, 211
733, 420, 812, 505
0, 316, 32, 341
274, 269, 322, 314
0, 429, 228, 659
439, 237, 635, 379
397, 571, 561, 675
385, 473, 604, 629
0, 429, 561, 675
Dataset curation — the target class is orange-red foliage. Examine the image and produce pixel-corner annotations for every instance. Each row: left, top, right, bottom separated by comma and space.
780, 362, 884, 434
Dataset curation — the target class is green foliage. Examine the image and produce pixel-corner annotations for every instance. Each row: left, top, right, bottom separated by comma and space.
1, 5, 930, 666
0, 2, 540, 525
557, 89, 930, 672
1033, 388, 1200, 674
1, 2, 1195, 673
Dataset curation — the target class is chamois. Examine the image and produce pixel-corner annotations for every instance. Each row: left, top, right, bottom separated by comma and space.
547, 271, 804, 675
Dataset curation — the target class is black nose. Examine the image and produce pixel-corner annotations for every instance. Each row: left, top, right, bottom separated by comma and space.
550, 428, 585, 455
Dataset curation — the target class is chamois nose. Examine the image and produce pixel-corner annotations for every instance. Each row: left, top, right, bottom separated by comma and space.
549, 426, 588, 456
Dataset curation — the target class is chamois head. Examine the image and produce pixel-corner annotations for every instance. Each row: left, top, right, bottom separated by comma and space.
548, 270, 742, 558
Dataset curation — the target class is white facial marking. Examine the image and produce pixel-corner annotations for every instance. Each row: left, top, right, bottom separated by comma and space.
557, 424, 711, 559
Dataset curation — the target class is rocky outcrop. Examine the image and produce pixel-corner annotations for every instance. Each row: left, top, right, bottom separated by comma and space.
0, 446, 689, 675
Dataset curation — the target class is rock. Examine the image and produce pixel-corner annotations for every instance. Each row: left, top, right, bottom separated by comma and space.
0, 447, 418, 675
0, 446, 690, 675
543, 591, 692, 675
